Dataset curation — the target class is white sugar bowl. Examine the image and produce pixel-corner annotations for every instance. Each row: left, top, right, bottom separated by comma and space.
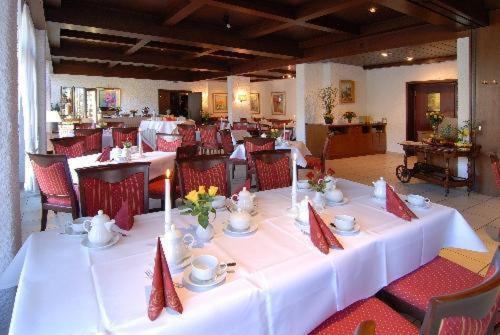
229, 208, 251, 231
325, 185, 343, 203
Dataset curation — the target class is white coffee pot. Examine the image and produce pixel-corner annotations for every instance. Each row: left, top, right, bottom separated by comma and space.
231, 187, 256, 212
83, 210, 115, 246
325, 184, 343, 203
162, 225, 195, 266
372, 177, 387, 199
324, 175, 337, 190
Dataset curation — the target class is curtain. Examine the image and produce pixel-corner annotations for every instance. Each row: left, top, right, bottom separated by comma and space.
18, 3, 39, 191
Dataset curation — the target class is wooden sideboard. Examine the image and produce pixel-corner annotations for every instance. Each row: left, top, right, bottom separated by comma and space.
306, 123, 387, 159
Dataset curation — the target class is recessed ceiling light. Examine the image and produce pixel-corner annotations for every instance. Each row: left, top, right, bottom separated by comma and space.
287, 65, 292, 70
406, 56, 414, 61
369, 7, 377, 13
381, 52, 389, 57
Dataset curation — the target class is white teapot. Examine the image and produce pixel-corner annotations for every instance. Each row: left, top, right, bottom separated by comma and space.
231, 187, 256, 212
325, 184, 343, 203
162, 225, 195, 266
83, 210, 115, 246
324, 175, 337, 190
372, 177, 387, 199
296, 196, 310, 224
111, 146, 122, 161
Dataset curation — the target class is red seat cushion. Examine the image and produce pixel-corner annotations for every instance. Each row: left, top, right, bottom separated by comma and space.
255, 156, 291, 191
384, 256, 485, 314
305, 155, 322, 170
310, 297, 418, 335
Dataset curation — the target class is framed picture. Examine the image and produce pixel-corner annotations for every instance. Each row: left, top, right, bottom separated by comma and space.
271, 92, 286, 115
97, 88, 121, 109
212, 93, 227, 113
339, 80, 355, 104
60, 87, 73, 115
250, 93, 260, 114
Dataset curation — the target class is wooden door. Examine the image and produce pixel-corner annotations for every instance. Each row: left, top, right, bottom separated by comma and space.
158, 89, 171, 115
407, 81, 457, 141
187, 92, 202, 122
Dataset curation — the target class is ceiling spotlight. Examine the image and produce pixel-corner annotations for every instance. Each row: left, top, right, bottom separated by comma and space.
381, 52, 389, 57
368, 6, 377, 13
287, 74, 292, 78
406, 56, 414, 61
287, 65, 292, 70
223, 14, 231, 29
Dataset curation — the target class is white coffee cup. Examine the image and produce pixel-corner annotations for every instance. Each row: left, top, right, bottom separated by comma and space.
191, 255, 227, 282
211, 195, 226, 209
334, 215, 355, 231
407, 194, 430, 207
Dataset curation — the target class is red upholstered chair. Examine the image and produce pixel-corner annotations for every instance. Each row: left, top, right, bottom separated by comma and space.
76, 162, 150, 218
112, 127, 138, 148
304, 133, 334, 172
74, 128, 103, 155
28, 153, 79, 231
199, 125, 221, 154
156, 133, 183, 152
220, 129, 247, 179
251, 150, 292, 191
177, 124, 197, 146
489, 152, 500, 188
243, 137, 275, 178
379, 248, 500, 322
258, 123, 271, 133
240, 118, 248, 122
73, 123, 95, 129
176, 155, 231, 198
283, 127, 294, 141
232, 122, 248, 130
51, 136, 86, 158
352, 321, 376, 335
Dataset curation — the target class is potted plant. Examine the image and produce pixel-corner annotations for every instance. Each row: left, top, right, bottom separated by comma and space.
318, 86, 338, 125
455, 120, 478, 151
342, 111, 357, 123
269, 128, 281, 139
201, 111, 211, 124
425, 110, 444, 139
179, 186, 218, 241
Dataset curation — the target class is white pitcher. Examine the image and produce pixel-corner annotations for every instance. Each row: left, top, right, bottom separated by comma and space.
162, 225, 195, 266
83, 210, 115, 246
372, 177, 387, 199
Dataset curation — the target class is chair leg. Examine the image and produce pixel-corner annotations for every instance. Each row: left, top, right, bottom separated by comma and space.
160, 199, 165, 211
41, 209, 48, 231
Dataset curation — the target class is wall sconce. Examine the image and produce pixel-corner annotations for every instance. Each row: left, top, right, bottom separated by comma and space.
238, 94, 247, 103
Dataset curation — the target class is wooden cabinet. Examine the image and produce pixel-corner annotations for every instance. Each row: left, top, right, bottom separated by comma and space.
306, 123, 387, 159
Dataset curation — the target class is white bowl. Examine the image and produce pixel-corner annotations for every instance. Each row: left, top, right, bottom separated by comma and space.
297, 179, 310, 189
334, 215, 355, 231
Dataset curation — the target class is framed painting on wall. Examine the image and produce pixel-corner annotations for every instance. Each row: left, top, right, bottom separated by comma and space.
271, 92, 285, 115
250, 93, 260, 114
97, 88, 121, 109
339, 80, 355, 104
212, 93, 227, 113
60, 87, 73, 116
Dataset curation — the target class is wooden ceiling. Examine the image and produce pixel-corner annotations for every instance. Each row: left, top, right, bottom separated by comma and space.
43, 0, 491, 82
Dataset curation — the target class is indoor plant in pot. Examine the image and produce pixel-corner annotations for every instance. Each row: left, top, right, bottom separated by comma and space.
342, 111, 357, 123
318, 86, 338, 125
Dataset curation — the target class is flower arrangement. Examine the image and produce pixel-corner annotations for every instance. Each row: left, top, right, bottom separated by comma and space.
269, 128, 281, 139
306, 167, 335, 193
123, 135, 133, 149
455, 120, 478, 150
425, 110, 444, 130
342, 111, 357, 123
201, 111, 211, 124
318, 86, 338, 124
179, 186, 218, 228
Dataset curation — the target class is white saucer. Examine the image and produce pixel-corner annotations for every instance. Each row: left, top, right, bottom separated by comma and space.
182, 267, 226, 292
294, 219, 310, 235
223, 221, 258, 237
405, 200, 431, 210
371, 195, 386, 203
168, 255, 192, 274
81, 233, 120, 250
326, 197, 350, 206
63, 226, 87, 236
227, 203, 258, 216
330, 222, 360, 236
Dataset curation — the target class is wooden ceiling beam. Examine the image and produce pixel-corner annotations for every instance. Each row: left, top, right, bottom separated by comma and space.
53, 61, 194, 81
45, 2, 301, 60
163, 1, 205, 26
124, 39, 150, 55
362, 55, 456, 70
372, 0, 488, 30
52, 41, 228, 72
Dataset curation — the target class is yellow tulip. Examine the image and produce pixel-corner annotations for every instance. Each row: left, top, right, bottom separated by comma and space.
208, 186, 218, 196
198, 186, 206, 195
186, 190, 199, 203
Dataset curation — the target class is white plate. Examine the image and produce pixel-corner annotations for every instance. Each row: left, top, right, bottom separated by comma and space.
182, 267, 226, 292
223, 220, 258, 237
81, 233, 120, 250
326, 197, 350, 206
330, 222, 360, 236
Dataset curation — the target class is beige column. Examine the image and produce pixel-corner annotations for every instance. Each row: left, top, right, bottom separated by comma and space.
227, 75, 251, 124
0, 0, 21, 333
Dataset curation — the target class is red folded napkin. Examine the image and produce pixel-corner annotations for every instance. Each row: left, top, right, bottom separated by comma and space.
114, 200, 134, 231
308, 203, 343, 254
142, 140, 154, 153
233, 178, 251, 195
386, 184, 417, 221
148, 237, 183, 321
96, 146, 112, 162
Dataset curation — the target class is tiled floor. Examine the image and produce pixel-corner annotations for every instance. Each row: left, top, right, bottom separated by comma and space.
21, 153, 499, 274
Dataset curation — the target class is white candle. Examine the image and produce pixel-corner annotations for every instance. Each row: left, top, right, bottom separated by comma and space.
283, 122, 286, 138
138, 131, 143, 156
292, 153, 297, 208
164, 169, 172, 229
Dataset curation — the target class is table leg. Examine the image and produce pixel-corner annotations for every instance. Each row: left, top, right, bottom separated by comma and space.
467, 157, 473, 195
444, 157, 450, 196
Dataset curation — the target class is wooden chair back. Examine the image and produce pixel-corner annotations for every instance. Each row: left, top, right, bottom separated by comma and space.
74, 128, 104, 154
232, 121, 248, 130
103, 121, 124, 128
51, 136, 87, 158
420, 248, 500, 335
76, 162, 150, 217
112, 127, 138, 148
489, 152, 500, 188
251, 149, 292, 191
176, 145, 199, 160
74, 123, 95, 129
176, 155, 231, 197
219, 129, 234, 154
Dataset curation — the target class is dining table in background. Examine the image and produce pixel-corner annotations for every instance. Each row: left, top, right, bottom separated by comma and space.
2, 179, 486, 335
67, 151, 176, 182
230, 140, 311, 167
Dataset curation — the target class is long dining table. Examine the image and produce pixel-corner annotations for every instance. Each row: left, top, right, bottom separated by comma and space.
3, 179, 486, 335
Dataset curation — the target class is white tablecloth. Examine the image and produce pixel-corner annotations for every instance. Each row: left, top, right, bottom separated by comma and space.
67, 151, 176, 182
230, 141, 311, 167
4, 180, 486, 335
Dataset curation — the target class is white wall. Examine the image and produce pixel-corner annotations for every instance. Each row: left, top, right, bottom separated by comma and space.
50, 74, 209, 113
366, 60, 458, 153
249, 78, 296, 120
